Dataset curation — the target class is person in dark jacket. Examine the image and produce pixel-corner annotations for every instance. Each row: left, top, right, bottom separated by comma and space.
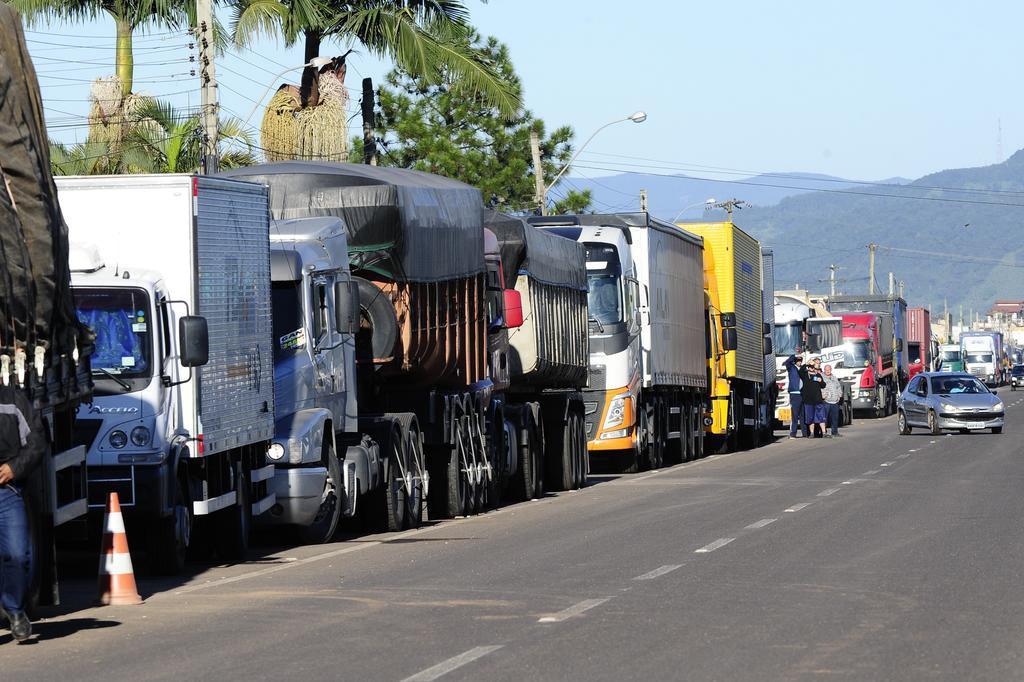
783, 351, 805, 438
798, 359, 827, 438
0, 386, 45, 643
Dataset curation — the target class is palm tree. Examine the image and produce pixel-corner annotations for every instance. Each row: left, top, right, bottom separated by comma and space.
230, 0, 520, 117
126, 99, 257, 172
10, 1, 188, 97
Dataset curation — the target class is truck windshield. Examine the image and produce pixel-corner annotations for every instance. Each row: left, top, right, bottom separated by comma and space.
772, 323, 802, 356
842, 340, 871, 367
272, 280, 305, 361
965, 353, 993, 363
940, 350, 961, 362
74, 287, 152, 392
584, 243, 623, 326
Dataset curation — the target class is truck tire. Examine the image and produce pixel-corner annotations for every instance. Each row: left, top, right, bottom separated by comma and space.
513, 418, 536, 502
550, 415, 574, 492
384, 424, 408, 532
486, 407, 506, 506
403, 417, 425, 529
215, 462, 252, 561
650, 399, 666, 468
299, 443, 342, 544
574, 412, 588, 489
353, 277, 399, 363
148, 473, 193, 574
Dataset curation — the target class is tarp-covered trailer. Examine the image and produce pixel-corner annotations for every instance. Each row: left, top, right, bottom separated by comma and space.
221, 162, 492, 518
0, 5, 93, 608
487, 211, 589, 496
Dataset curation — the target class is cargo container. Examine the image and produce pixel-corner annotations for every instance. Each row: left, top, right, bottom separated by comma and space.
61, 175, 277, 568
684, 221, 769, 451
487, 212, 589, 496
534, 213, 707, 471
829, 294, 908, 382
907, 307, 932, 380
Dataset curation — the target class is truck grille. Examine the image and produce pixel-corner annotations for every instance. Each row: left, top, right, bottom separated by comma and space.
969, 367, 987, 377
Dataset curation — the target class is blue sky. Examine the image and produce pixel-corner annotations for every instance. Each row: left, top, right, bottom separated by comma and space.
25, 0, 1024, 182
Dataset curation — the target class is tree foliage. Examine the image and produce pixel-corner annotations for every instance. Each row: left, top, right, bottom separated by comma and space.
358, 32, 590, 213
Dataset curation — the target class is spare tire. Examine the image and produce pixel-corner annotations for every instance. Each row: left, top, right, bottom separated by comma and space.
353, 276, 398, 363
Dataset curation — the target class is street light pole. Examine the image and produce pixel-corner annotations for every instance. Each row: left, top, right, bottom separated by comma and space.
541, 111, 647, 215
672, 198, 716, 223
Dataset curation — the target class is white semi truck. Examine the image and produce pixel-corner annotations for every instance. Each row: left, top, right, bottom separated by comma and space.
59, 175, 277, 572
960, 331, 1005, 387
532, 213, 707, 471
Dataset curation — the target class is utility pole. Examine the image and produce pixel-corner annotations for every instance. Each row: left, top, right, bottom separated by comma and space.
829, 264, 837, 297
867, 243, 877, 294
888, 272, 895, 297
360, 77, 377, 165
530, 130, 546, 215
714, 198, 746, 221
639, 189, 648, 213
196, 0, 218, 175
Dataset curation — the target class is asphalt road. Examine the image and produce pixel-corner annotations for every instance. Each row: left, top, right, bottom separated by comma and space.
7, 394, 1024, 681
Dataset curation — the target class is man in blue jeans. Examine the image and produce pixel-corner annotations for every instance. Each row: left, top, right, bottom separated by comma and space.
0, 386, 45, 643
783, 350, 805, 438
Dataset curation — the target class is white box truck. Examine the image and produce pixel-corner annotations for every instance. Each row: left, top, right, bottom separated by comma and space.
58, 175, 276, 572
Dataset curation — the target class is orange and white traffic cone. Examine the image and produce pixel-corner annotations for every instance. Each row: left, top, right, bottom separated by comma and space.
97, 492, 143, 605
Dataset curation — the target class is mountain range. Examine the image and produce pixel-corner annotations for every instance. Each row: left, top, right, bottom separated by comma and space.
574, 155, 1024, 314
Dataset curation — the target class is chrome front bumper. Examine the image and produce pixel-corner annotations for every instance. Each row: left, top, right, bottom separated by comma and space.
261, 466, 327, 527
936, 415, 1004, 430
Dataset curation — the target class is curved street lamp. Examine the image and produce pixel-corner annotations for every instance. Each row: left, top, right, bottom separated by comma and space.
541, 111, 647, 214
672, 198, 717, 223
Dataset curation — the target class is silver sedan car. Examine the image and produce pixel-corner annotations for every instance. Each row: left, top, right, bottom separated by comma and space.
898, 372, 1004, 435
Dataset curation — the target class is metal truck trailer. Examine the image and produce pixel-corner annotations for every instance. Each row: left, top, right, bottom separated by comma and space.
760, 249, 777, 439
532, 213, 707, 472
1, 7, 93, 608
488, 211, 589, 497
59, 174, 277, 568
829, 294, 908, 383
907, 307, 932, 379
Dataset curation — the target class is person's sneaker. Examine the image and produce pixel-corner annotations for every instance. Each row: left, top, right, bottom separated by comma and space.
7, 611, 31, 643
825, 434, 833, 438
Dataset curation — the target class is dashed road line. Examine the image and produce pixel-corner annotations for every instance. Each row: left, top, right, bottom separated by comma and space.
695, 538, 735, 553
745, 518, 777, 529
784, 502, 813, 512
862, 470, 880, 476
538, 598, 612, 623
880, 461, 895, 467
897, 453, 910, 459
633, 564, 683, 581
817, 488, 839, 497
402, 646, 504, 682
841, 480, 854, 485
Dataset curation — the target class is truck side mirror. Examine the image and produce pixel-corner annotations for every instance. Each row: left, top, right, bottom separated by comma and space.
895, 339, 904, 352
722, 328, 738, 352
334, 279, 358, 334
720, 312, 737, 328
179, 316, 209, 367
503, 289, 523, 329
763, 337, 773, 355
763, 322, 771, 336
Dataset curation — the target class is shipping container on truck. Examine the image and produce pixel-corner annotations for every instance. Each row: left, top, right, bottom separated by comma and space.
906, 307, 932, 380
59, 175, 277, 568
683, 221, 770, 452
837, 312, 897, 417
533, 213, 708, 472
1, 7, 93, 608
487, 212, 589, 497
223, 162, 495, 520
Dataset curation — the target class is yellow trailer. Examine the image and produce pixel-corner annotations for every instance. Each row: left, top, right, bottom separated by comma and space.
682, 221, 770, 451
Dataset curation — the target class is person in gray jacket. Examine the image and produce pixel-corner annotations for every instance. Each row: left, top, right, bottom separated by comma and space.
822, 365, 844, 437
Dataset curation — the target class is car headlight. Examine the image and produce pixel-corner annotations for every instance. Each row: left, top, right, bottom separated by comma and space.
267, 442, 286, 461
604, 396, 627, 429
994, 402, 1004, 412
109, 430, 128, 448
130, 426, 151, 447
940, 403, 957, 412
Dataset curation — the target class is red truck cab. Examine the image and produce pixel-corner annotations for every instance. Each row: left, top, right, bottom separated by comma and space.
839, 312, 898, 416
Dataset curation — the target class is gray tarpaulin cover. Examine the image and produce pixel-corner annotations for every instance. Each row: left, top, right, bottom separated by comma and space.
0, 6, 89, 400
485, 211, 587, 290
221, 161, 484, 282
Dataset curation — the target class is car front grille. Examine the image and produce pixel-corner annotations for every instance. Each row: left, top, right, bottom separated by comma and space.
939, 411, 1002, 420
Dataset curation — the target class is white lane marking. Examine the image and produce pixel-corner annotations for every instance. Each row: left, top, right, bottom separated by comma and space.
897, 453, 910, 459
785, 502, 813, 512
695, 538, 735, 553
907, 449, 919, 452
746, 518, 777, 529
862, 470, 880, 476
841, 480, 854, 485
633, 564, 683, 581
817, 488, 839, 497
880, 461, 895, 467
402, 646, 503, 682
538, 598, 612, 623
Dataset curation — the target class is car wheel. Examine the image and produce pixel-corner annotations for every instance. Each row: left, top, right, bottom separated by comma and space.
898, 410, 911, 435
928, 410, 941, 436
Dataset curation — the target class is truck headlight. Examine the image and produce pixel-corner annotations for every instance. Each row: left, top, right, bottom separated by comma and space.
109, 430, 128, 448
130, 426, 151, 447
267, 442, 286, 461
604, 396, 627, 429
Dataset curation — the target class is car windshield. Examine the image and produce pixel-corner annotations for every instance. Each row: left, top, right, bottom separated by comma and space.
74, 287, 152, 379
932, 376, 989, 395
842, 340, 871, 367
1012, 365, 1024, 377
965, 353, 992, 363
940, 349, 961, 361
773, 323, 802, 356
584, 243, 623, 326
